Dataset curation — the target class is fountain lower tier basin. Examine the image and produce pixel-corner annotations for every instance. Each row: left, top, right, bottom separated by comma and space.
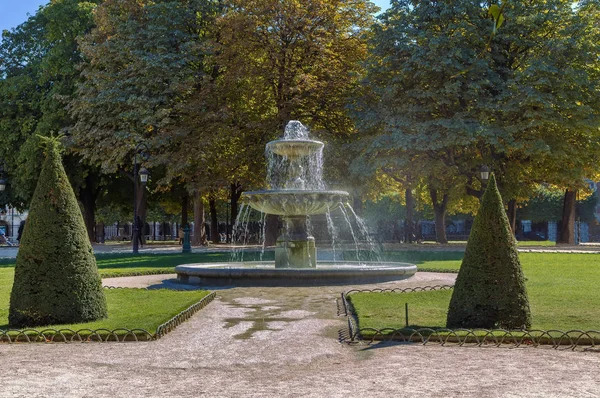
242, 190, 350, 216
174, 261, 417, 287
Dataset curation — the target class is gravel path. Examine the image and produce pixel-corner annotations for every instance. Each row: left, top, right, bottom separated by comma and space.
0, 272, 599, 397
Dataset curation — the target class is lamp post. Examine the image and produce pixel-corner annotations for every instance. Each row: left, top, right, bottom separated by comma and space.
0, 178, 6, 192
133, 143, 150, 254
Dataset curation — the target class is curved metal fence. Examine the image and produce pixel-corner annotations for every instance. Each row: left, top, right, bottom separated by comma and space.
0, 290, 216, 343
341, 287, 600, 351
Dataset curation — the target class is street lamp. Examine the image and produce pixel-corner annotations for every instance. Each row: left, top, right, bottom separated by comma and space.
480, 165, 490, 181
139, 167, 149, 184
0, 178, 6, 192
133, 143, 150, 254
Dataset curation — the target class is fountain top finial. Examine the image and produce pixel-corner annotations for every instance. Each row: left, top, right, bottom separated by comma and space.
283, 120, 309, 140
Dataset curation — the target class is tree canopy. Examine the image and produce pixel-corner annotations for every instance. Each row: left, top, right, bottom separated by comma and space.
353, 0, 600, 241
1, 0, 599, 243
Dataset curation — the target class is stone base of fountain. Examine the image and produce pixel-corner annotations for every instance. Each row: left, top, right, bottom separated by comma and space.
275, 238, 316, 268
174, 261, 417, 287
275, 216, 316, 268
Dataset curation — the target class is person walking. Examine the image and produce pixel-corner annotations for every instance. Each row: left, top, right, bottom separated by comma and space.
178, 227, 184, 245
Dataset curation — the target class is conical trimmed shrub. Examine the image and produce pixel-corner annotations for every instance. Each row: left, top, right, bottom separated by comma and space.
9, 138, 107, 327
446, 174, 531, 329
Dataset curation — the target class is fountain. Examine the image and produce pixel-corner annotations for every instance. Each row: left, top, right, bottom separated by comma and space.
175, 121, 416, 286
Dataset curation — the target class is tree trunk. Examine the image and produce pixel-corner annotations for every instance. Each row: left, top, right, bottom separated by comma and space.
507, 199, 517, 234
230, 182, 243, 226
558, 189, 577, 245
209, 197, 218, 243
264, 214, 279, 246
430, 188, 449, 244
404, 188, 414, 243
192, 191, 206, 246
78, 183, 96, 243
181, 193, 189, 227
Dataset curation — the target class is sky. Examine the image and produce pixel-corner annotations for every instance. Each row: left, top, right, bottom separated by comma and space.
0, 0, 391, 35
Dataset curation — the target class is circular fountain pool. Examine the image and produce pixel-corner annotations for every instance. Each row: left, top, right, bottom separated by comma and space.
175, 120, 417, 287
175, 262, 417, 287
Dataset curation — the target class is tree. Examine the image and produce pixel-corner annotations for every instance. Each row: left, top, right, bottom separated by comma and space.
9, 138, 107, 327
354, 0, 495, 242
213, 0, 377, 243
217, 0, 376, 134
446, 174, 531, 329
70, 0, 221, 227
356, 0, 600, 240
0, 0, 106, 241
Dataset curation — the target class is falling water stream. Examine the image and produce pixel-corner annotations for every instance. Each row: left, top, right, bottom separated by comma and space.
231, 121, 380, 265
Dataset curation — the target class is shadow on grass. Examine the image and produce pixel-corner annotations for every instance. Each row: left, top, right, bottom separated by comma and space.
0, 251, 276, 270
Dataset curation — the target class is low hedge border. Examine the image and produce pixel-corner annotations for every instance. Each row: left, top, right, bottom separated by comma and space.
341, 287, 600, 351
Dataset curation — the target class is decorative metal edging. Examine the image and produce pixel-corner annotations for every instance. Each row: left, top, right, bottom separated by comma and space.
155, 291, 216, 338
0, 291, 216, 343
340, 287, 600, 351
0, 327, 154, 343
417, 268, 459, 274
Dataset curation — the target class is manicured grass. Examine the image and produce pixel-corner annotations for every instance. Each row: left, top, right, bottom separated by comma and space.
380, 250, 462, 270
0, 267, 210, 332
0, 251, 223, 333
0, 250, 275, 271
517, 240, 556, 247
350, 252, 600, 332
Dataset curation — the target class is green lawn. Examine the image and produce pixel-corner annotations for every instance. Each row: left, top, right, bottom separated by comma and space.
0, 250, 274, 273
0, 252, 226, 334
350, 252, 600, 332
0, 267, 209, 334
517, 240, 556, 247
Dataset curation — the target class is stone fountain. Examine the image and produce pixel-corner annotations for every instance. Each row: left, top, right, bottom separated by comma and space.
243, 121, 349, 268
175, 121, 416, 286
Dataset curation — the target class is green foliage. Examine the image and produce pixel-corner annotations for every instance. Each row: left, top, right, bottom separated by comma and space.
70, 0, 220, 174
8, 139, 107, 327
0, 0, 102, 209
356, 0, 600, 218
517, 184, 597, 223
446, 175, 531, 329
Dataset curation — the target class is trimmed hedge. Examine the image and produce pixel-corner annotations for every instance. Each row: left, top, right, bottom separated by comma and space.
446, 174, 531, 329
8, 138, 107, 327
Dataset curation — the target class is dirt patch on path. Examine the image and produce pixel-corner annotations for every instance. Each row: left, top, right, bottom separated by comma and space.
0, 272, 598, 397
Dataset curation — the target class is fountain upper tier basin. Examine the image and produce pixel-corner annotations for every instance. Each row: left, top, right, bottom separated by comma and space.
175, 261, 417, 287
267, 139, 324, 158
243, 190, 350, 216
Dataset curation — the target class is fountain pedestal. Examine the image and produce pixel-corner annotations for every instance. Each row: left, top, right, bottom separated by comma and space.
275, 216, 316, 268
